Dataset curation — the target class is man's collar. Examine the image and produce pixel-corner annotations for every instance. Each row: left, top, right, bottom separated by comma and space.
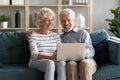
63, 26, 79, 35
72, 26, 79, 32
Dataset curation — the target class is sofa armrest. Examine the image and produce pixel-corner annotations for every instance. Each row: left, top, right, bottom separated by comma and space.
107, 37, 120, 65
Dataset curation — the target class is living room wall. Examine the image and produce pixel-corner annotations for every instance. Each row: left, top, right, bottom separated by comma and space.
92, 0, 120, 35
0, 0, 119, 35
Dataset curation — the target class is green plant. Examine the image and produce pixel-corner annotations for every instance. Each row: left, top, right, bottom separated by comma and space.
0, 15, 9, 22
105, 7, 120, 38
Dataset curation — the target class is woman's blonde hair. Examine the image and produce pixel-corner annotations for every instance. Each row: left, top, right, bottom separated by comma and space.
35, 8, 55, 27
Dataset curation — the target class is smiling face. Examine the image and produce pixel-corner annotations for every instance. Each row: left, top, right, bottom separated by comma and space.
40, 13, 54, 31
60, 13, 75, 32
35, 8, 55, 31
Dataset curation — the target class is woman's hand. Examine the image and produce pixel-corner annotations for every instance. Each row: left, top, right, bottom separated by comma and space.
51, 52, 57, 60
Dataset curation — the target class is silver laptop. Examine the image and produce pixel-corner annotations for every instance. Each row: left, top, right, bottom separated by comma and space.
56, 43, 85, 61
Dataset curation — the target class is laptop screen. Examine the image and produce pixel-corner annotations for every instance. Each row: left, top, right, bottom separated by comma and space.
56, 43, 85, 61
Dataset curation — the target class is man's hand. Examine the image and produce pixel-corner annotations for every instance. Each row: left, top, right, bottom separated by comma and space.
26, 31, 32, 40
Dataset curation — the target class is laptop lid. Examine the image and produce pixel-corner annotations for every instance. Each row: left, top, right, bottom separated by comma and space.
56, 43, 85, 61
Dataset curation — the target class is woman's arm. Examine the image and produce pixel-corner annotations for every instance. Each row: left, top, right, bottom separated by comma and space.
37, 52, 57, 60
29, 36, 57, 60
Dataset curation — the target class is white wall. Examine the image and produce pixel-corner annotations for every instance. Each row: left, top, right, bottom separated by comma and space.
92, 0, 119, 34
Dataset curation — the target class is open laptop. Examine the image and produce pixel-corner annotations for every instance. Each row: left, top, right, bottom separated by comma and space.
56, 43, 85, 61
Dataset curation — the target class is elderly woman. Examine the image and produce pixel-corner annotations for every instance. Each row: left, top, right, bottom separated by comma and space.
28, 8, 66, 80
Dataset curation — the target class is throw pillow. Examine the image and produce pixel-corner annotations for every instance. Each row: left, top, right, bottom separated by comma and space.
93, 39, 109, 65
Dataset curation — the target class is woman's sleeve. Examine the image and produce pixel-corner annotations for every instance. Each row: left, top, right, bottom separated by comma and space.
28, 38, 39, 59
57, 35, 61, 43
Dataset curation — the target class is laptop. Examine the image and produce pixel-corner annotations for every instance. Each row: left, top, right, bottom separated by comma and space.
56, 43, 85, 61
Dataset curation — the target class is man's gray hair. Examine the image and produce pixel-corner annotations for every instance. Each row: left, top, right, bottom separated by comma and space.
60, 8, 75, 19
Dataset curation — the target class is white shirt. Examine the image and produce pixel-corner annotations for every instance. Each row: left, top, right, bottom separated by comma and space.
28, 31, 61, 65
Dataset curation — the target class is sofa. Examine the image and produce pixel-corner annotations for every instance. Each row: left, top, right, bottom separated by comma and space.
0, 29, 120, 80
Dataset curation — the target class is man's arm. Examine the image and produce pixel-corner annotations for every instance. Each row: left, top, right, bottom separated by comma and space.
26, 31, 33, 40
82, 30, 95, 58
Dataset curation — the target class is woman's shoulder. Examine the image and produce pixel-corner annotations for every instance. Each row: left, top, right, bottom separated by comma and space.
51, 31, 59, 35
30, 31, 41, 37
51, 31, 61, 39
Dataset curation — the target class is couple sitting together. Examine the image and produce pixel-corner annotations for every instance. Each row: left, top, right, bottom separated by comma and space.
26, 7, 97, 80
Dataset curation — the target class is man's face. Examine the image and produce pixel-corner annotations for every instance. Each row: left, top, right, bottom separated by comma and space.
60, 14, 75, 32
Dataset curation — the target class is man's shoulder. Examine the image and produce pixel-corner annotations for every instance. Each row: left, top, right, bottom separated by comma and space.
59, 33, 64, 37
73, 26, 88, 33
77, 29, 88, 34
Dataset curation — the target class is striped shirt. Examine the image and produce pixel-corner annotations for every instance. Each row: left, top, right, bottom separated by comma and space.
29, 31, 61, 61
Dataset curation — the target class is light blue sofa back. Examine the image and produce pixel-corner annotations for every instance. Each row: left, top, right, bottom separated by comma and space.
90, 29, 110, 44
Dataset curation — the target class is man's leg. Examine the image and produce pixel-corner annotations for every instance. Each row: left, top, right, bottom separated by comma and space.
79, 59, 97, 80
66, 61, 78, 80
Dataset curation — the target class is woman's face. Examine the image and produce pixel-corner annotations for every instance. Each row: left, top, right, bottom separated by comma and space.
60, 14, 75, 32
41, 13, 54, 30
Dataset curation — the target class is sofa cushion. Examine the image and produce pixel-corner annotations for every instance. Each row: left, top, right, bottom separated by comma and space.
93, 63, 120, 80
0, 31, 30, 64
0, 62, 3, 68
0, 64, 44, 80
108, 38, 120, 65
90, 29, 110, 43
93, 39, 109, 65
90, 29, 110, 64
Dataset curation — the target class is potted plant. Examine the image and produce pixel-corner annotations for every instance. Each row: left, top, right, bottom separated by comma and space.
0, 15, 9, 28
105, 7, 120, 38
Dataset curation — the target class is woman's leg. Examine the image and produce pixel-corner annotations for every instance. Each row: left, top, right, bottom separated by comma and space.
66, 61, 78, 80
29, 59, 55, 80
56, 61, 66, 80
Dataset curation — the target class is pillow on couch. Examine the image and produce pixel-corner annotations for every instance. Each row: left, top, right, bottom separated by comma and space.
108, 38, 120, 65
90, 29, 110, 65
93, 39, 109, 65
